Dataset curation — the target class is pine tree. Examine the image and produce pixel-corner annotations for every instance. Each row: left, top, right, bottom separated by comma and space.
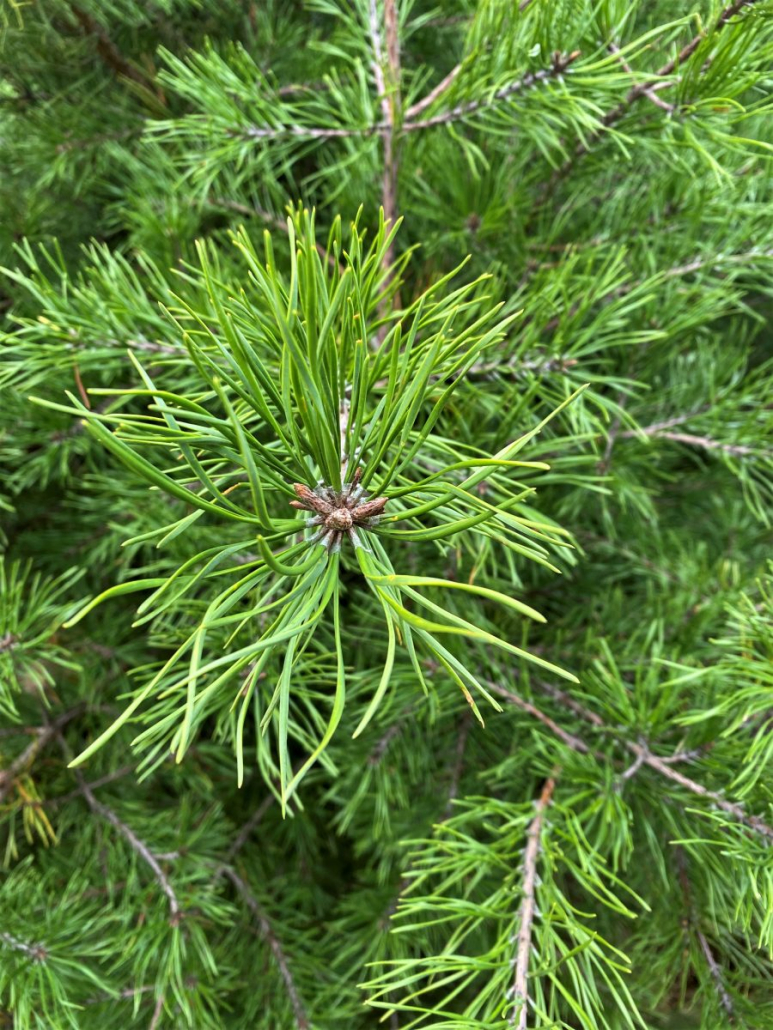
2, 1, 773, 1027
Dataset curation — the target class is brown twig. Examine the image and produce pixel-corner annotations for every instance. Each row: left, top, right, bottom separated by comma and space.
368, 719, 406, 766
608, 43, 674, 113
220, 867, 309, 1030
0, 633, 16, 654
443, 711, 472, 819
510, 774, 558, 1027
622, 428, 762, 459
368, 0, 401, 284
242, 123, 363, 140
677, 849, 735, 1022
19, 763, 137, 810
128, 336, 184, 356
485, 681, 597, 756
70, 7, 155, 92
0, 705, 86, 802
83, 984, 156, 1007
404, 63, 462, 121
221, 794, 275, 866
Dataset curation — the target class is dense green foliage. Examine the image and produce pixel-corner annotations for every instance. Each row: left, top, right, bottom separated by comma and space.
2, 1, 773, 1027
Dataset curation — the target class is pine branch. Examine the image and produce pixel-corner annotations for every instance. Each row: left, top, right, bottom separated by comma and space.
235, 51, 579, 144
622, 427, 764, 459
0, 633, 17, 653
368, 0, 401, 292
222, 794, 275, 865
404, 64, 462, 121
0, 706, 85, 802
70, 7, 155, 92
220, 867, 309, 1030
76, 773, 181, 919
485, 681, 598, 756
0, 933, 47, 963
677, 849, 736, 1022
509, 773, 558, 1028
443, 711, 471, 818
148, 994, 165, 1030
698, 929, 735, 1022
561, 0, 761, 172
531, 681, 773, 841
84, 984, 156, 1006
402, 50, 581, 131
608, 44, 674, 113
242, 124, 362, 140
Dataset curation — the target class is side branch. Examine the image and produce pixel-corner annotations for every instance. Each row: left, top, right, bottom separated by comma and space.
0, 705, 85, 802
534, 681, 773, 841
563, 0, 760, 171
221, 867, 309, 1030
403, 51, 580, 132
77, 776, 181, 918
490, 678, 773, 841
510, 774, 557, 1027
697, 929, 736, 1020
70, 7, 155, 92
622, 427, 763, 459
236, 51, 579, 144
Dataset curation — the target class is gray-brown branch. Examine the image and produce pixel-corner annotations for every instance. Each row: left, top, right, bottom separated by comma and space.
77, 775, 181, 918
221, 867, 309, 1030
510, 774, 557, 1027
563, 0, 761, 171
530, 680, 773, 841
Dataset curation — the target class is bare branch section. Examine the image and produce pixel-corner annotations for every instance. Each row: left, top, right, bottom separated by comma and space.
444, 711, 472, 818
404, 63, 462, 121
222, 793, 275, 865
148, 994, 165, 1030
221, 867, 309, 1030
368, 0, 401, 276
486, 681, 597, 756
77, 775, 181, 918
677, 849, 736, 1022
608, 44, 674, 113
0, 632, 17, 653
510, 774, 558, 1027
